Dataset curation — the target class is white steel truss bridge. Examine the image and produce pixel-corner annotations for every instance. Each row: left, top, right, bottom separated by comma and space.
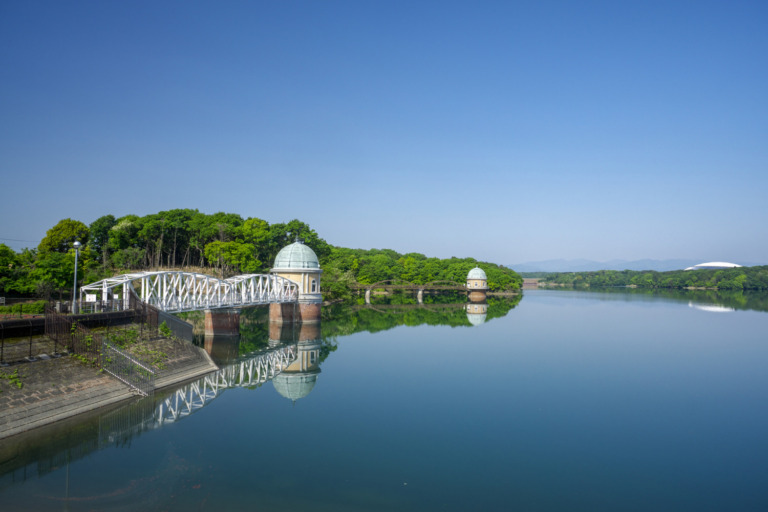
155, 344, 296, 425
79, 271, 299, 312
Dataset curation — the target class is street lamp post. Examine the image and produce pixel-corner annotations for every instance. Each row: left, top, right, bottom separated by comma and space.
72, 241, 81, 314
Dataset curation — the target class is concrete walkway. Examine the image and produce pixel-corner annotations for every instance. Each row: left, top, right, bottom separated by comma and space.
0, 340, 218, 440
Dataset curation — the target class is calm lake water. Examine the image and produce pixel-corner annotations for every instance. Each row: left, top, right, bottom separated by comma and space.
1, 289, 767, 511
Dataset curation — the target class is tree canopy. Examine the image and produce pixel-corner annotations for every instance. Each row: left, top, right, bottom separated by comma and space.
38, 218, 89, 253
1, 210, 522, 301
540, 267, 768, 291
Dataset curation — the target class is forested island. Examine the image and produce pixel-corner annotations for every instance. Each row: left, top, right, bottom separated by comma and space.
540, 267, 768, 290
0, 209, 522, 305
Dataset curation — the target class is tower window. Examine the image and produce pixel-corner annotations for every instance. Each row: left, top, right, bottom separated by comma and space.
311, 279, 317, 293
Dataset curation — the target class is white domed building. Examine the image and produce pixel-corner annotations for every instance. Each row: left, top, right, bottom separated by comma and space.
270, 239, 323, 323
684, 261, 742, 271
467, 267, 488, 302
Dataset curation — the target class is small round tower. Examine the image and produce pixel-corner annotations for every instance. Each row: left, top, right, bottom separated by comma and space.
270, 239, 323, 323
467, 267, 488, 302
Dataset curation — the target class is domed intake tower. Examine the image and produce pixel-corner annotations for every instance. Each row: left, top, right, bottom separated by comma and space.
270, 239, 323, 323
467, 267, 488, 302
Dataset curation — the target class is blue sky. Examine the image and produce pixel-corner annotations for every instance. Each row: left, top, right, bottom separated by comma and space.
1, 0, 766, 265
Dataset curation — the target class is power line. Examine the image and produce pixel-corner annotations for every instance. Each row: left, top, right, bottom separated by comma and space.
0, 237, 39, 243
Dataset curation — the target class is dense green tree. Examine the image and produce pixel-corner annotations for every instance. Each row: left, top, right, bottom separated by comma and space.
542, 266, 768, 291
38, 218, 89, 253
318, 266, 356, 301
5, 210, 527, 299
188, 212, 216, 267
268, 219, 331, 264
237, 217, 271, 266
29, 251, 74, 300
160, 209, 197, 267
89, 214, 116, 265
0, 243, 18, 293
108, 215, 141, 252
204, 241, 260, 276
111, 247, 145, 270
210, 212, 244, 242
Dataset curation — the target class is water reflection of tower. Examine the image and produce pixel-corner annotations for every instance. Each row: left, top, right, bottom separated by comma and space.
465, 302, 488, 325
269, 322, 322, 403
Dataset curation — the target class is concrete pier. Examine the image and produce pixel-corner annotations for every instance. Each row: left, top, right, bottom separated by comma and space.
204, 308, 240, 336
269, 302, 320, 324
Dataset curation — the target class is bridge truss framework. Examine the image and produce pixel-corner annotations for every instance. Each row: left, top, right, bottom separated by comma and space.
80, 271, 299, 313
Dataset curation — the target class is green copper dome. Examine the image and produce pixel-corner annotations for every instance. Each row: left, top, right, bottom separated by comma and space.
273, 373, 319, 401
467, 312, 487, 326
273, 241, 320, 269
467, 267, 487, 280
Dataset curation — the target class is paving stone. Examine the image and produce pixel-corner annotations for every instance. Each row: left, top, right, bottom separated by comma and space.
0, 336, 217, 440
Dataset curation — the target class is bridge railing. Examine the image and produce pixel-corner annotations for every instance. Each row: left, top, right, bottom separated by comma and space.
80, 271, 300, 314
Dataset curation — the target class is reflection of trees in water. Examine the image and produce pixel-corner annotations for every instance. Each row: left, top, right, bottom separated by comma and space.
357, 289, 467, 305
320, 294, 522, 339
549, 287, 768, 313
186, 307, 274, 356
0, 294, 522, 495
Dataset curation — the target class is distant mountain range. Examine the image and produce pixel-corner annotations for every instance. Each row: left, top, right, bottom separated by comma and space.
509, 259, 764, 273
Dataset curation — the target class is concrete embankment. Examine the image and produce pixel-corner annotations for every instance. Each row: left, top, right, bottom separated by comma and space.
0, 339, 217, 441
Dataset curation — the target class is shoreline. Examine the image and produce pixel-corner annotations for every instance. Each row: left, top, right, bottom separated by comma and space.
0, 338, 217, 441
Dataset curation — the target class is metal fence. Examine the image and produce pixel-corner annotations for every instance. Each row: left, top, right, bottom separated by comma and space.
0, 298, 46, 320
44, 304, 101, 362
43, 295, 162, 396
101, 341, 155, 397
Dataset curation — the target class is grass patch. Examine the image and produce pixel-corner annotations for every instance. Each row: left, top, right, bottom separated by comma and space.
0, 367, 24, 392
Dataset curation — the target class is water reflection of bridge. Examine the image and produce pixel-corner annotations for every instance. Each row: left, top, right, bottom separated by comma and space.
97, 342, 298, 445
0, 328, 321, 489
155, 344, 296, 424
351, 280, 466, 304
354, 302, 468, 314
355, 303, 467, 310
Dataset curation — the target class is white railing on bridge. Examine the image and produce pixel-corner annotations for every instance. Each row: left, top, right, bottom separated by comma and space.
155, 344, 296, 425
80, 271, 299, 313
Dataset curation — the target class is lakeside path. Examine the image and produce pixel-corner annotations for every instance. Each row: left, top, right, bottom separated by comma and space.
0, 337, 218, 441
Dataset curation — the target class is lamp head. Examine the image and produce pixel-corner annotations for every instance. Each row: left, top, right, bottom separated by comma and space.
73, 241, 82, 250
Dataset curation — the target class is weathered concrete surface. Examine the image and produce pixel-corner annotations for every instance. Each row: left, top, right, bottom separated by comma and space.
0, 339, 218, 441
